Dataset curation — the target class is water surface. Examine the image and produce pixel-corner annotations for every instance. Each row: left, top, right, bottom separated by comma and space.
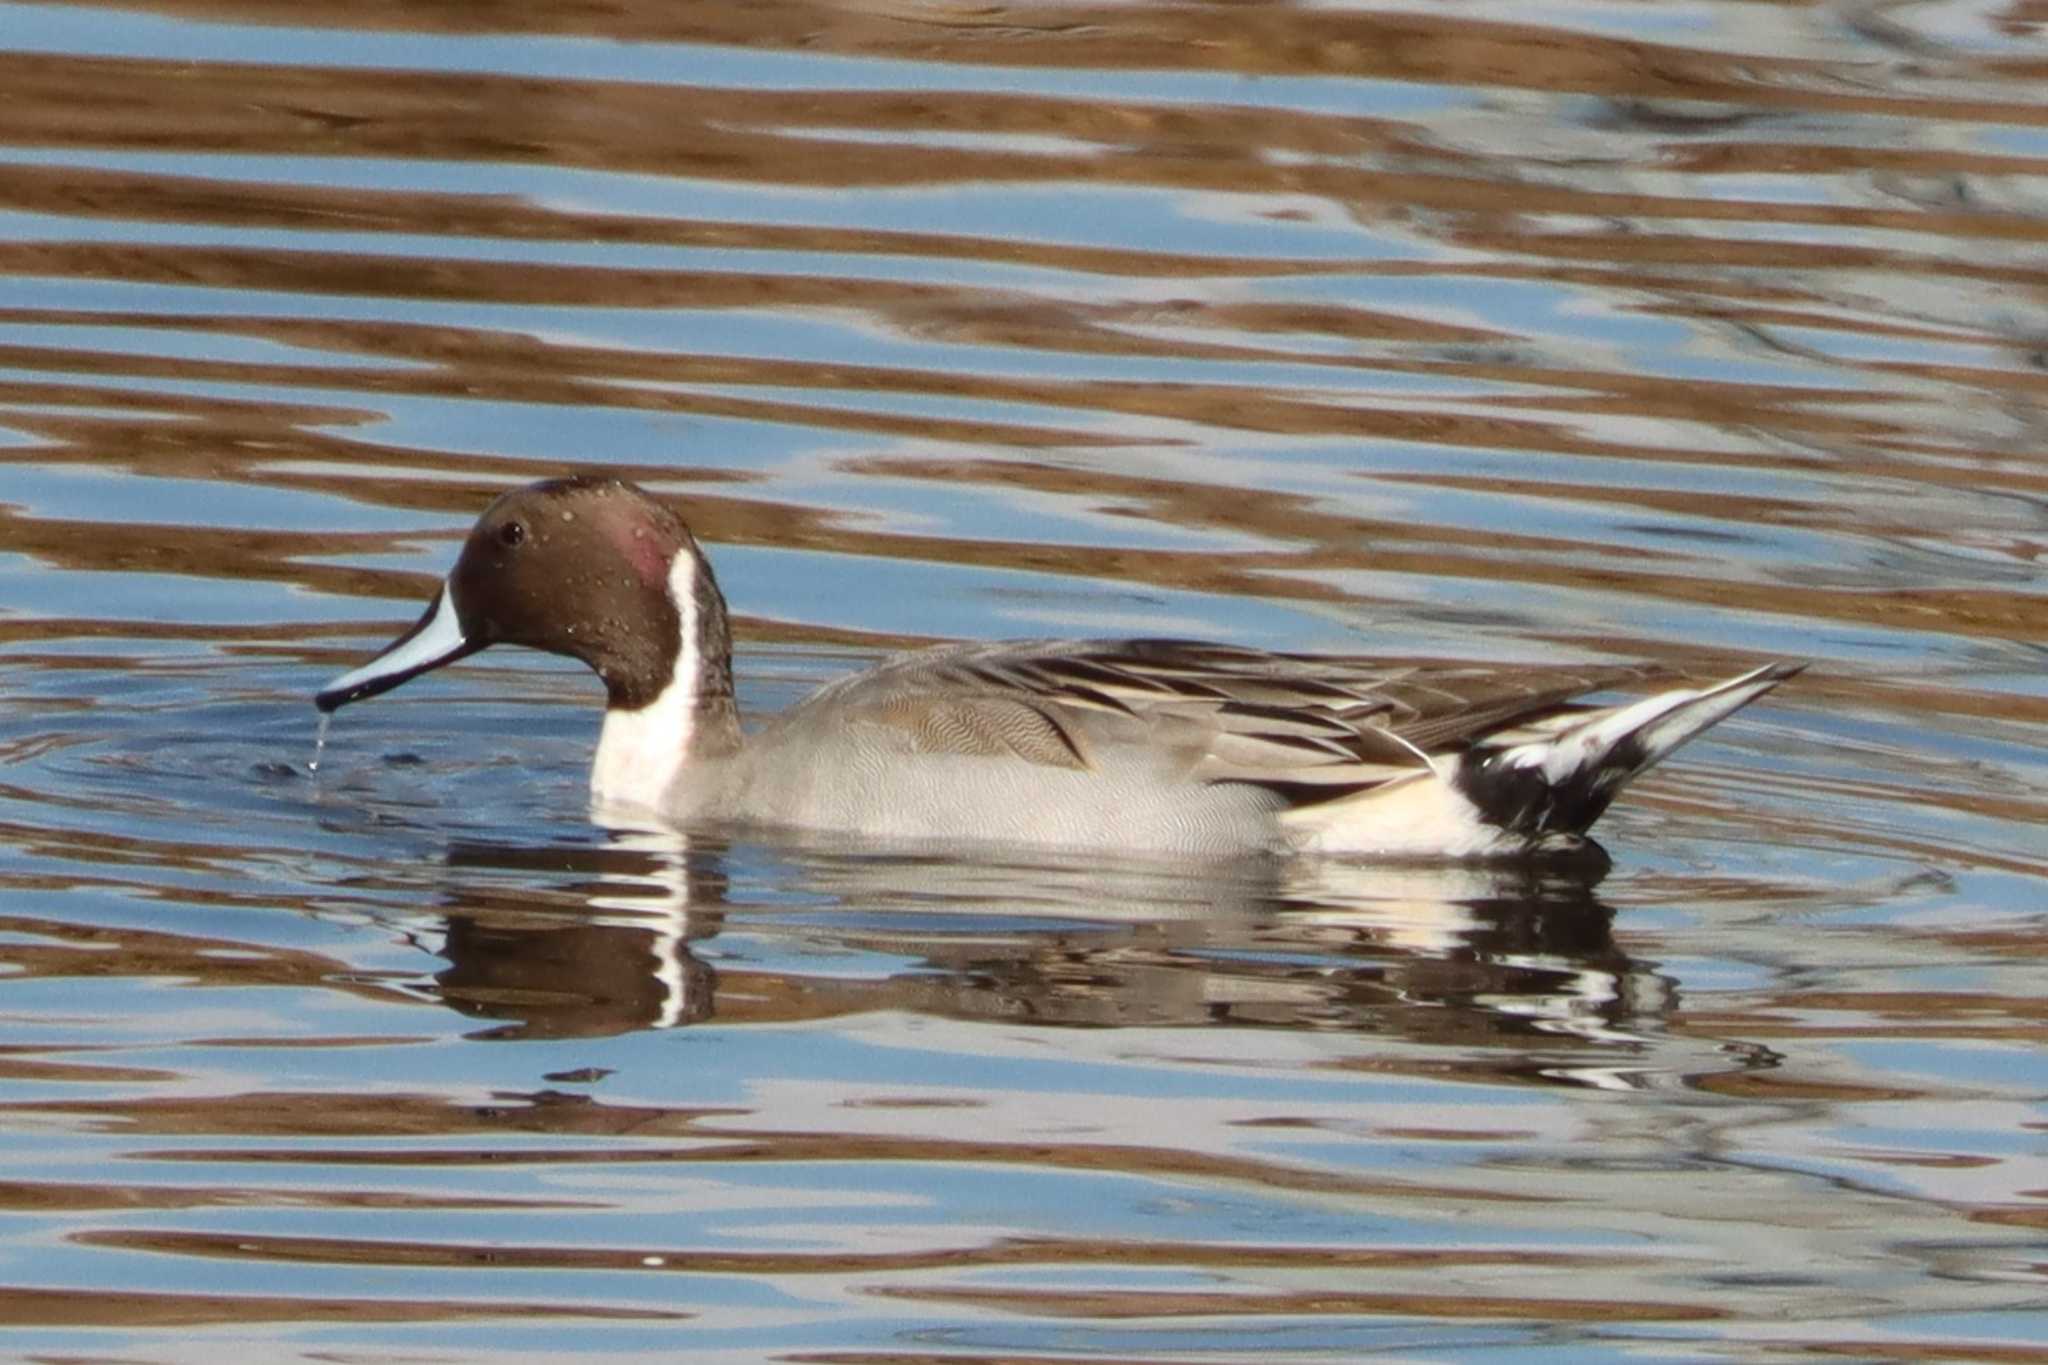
1, 1, 2045, 1360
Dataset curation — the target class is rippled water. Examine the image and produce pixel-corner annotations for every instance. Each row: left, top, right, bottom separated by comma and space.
1, 0, 2045, 1359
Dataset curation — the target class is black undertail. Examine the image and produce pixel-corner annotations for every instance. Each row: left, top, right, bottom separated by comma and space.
1452, 734, 1653, 839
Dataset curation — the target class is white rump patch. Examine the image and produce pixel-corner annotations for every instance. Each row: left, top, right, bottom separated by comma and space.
1285, 773, 1521, 858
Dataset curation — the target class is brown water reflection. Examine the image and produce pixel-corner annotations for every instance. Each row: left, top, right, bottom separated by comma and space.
1, 0, 2045, 1359
0, 1285, 682, 1328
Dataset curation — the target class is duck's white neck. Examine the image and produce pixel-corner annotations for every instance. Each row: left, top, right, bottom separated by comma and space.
590, 549, 709, 812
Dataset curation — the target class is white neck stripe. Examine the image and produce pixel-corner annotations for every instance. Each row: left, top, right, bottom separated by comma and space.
589, 550, 703, 811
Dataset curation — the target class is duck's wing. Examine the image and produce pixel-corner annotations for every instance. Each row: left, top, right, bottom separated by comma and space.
811, 638, 1666, 793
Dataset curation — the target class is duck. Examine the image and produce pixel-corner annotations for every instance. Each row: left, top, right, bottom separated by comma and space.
316, 475, 1801, 859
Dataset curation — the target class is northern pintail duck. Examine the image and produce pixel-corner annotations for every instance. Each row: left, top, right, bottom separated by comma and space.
317, 476, 1801, 858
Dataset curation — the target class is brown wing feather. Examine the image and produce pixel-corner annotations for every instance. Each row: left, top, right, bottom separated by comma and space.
1366, 665, 1668, 750
816, 639, 1667, 792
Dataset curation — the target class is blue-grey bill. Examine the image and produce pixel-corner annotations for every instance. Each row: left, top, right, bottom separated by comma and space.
315, 584, 479, 712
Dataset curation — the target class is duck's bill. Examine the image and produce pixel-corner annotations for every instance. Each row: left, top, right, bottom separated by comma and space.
316, 585, 481, 713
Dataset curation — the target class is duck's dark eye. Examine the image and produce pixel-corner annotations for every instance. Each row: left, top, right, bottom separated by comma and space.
497, 520, 526, 548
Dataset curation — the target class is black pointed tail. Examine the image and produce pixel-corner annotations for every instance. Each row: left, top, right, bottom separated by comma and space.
1454, 662, 1803, 839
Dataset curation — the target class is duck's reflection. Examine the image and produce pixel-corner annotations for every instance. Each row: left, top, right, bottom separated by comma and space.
424, 828, 1685, 1072
434, 834, 723, 1038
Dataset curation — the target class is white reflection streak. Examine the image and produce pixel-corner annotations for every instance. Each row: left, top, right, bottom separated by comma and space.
585, 816, 698, 1030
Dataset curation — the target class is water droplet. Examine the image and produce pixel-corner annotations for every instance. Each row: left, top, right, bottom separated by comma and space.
309, 710, 332, 772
